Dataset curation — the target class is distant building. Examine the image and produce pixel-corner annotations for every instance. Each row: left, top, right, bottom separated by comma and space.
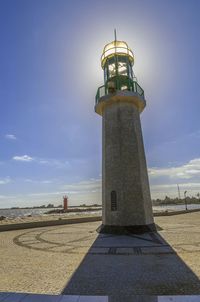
63, 195, 68, 211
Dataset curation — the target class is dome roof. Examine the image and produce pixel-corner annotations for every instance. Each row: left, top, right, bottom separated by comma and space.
101, 40, 134, 68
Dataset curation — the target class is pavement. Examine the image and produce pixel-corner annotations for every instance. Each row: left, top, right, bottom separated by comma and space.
0, 212, 200, 296
0, 292, 200, 302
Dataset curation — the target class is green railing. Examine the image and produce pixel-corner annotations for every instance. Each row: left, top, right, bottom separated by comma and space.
95, 77, 144, 105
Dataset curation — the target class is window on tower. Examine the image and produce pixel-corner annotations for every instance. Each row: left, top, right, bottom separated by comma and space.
128, 63, 133, 79
118, 61, 127, 76
111, 190, 117, 211
104, 66, 108, 82
117, 55, 133, 79
108, 62, 116, 78
107, 57, 116, 78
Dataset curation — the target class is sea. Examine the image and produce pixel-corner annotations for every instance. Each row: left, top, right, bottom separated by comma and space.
0, 208, 54, 218
0, 204, 200, 219
153, 204, 200, 212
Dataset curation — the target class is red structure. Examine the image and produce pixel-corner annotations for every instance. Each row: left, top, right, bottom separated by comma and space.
63, 195, 68, 211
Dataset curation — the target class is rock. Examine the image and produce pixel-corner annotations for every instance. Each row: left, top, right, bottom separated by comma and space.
0, 216, 6, 221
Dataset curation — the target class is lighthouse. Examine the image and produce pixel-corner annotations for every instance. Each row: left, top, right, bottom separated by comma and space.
95, 33, 156, 234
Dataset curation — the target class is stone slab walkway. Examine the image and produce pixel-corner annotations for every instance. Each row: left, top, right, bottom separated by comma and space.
0, 292, 200, 302
63, 231, 200, 296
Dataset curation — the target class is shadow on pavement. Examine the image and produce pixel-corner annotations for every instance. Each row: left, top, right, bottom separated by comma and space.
62, 224, 200, 298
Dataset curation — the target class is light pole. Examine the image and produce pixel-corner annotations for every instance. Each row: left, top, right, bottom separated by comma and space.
184, 190, 188, 211
177, 184, 181, 200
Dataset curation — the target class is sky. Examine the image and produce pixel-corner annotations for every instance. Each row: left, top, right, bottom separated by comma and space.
0, 0, 200, 208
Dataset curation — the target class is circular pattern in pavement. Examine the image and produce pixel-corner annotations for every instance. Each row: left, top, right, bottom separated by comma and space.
13, 222, 171, 255
13, 224, 98, 254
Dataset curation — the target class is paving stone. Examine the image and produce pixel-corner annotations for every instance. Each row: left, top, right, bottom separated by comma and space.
59, 295, 79, 302
116, 248, 134, 254
158, 296, 200, 302
89, 248, 109, 254
2, 293, 28, 302
141, 246, 173, 254
0, 293, 12, 301
78, 296, 108, 302
21, 293, 61, 302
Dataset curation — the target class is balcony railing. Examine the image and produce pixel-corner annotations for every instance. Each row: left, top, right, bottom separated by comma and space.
95, 77, 144, 105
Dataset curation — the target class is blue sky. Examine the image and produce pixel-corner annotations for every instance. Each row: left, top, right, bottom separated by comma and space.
0, 0, 200, 208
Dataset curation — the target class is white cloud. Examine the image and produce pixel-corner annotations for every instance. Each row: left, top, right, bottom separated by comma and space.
148, 158, 200, 180
150, 182, 200, 199
188, 129, 200, 138
11, 155, 69, 168
61, 178, 101, 194
28, 191, 64, 197
24, 179, 53, 184
5, 134, 17, 140
38, 159, 70, 168
0, 177, 11, 185
21, 179, 101, 200
13, 155, 34, 162
41, 180, 53, 184
148, 159, 200, 198
2, 157, 200, 205
0, 195, 16, 200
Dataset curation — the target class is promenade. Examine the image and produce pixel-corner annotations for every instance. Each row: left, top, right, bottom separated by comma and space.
0, 212, 200, 296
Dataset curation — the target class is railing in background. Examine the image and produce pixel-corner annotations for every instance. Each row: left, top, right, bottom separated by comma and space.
95, 77, 144, 105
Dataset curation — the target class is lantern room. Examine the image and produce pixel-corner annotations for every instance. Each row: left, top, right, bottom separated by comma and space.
101, 40, 134, 83
95, 34, 145, 109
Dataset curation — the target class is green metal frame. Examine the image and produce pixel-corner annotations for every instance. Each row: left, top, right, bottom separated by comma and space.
104, 55, 132, 83
95, 76, 144, 105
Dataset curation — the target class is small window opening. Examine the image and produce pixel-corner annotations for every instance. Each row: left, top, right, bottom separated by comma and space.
111, 190, 117, 211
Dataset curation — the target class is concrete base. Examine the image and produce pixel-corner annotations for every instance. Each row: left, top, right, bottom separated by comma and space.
97, 223, 157, 234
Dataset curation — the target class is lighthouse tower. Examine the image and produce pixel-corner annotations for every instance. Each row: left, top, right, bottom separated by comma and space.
95, 33, 155, 234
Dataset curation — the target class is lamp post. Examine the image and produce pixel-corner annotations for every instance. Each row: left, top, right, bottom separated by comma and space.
177, 184, 181, 200
184, 190, 188, 211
